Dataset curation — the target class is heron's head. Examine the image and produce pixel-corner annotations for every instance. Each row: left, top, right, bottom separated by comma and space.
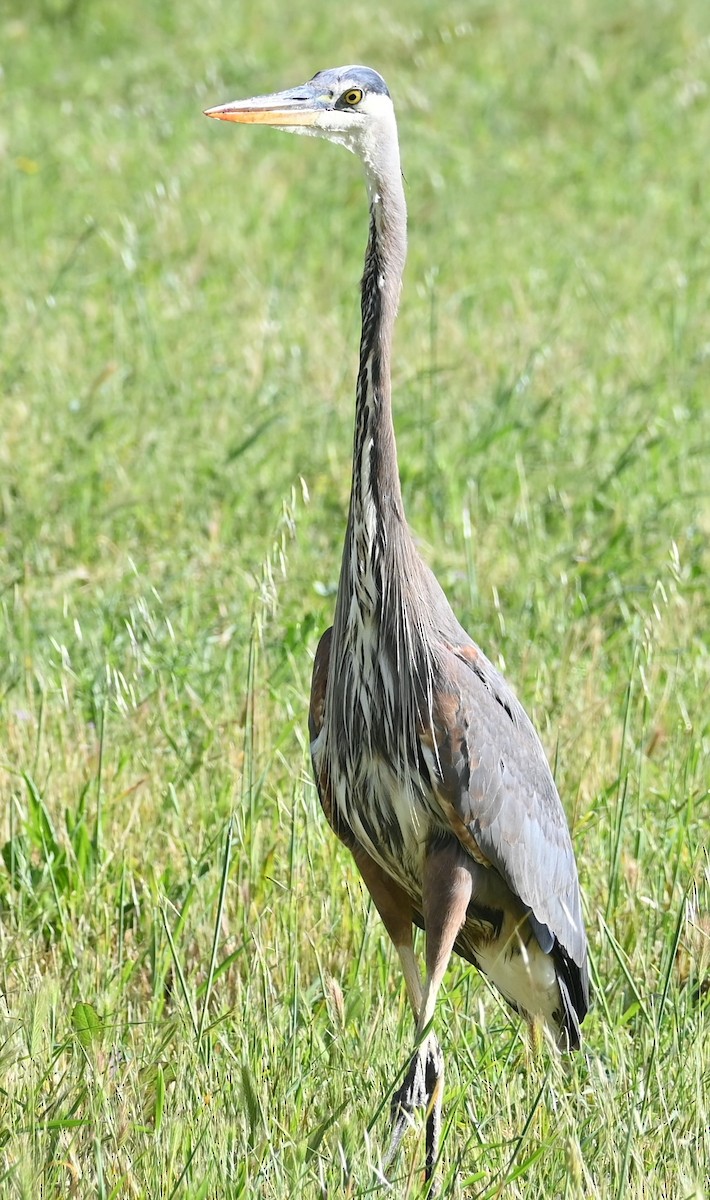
205, 65, 398, 180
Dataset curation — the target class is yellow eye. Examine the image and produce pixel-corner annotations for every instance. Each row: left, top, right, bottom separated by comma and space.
343, 88, 363, 106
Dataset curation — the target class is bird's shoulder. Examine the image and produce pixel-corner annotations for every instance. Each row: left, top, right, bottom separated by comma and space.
309, 625, 357, 847
308, 624, 333, 743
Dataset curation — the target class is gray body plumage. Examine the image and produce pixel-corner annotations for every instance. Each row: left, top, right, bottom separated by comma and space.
313, 509, 588, 1041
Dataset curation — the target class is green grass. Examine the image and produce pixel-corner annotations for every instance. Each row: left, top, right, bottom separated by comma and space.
1, 0, 709, 1195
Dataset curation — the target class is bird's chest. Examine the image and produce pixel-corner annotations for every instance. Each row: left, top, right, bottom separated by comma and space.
314, 616, 437, 899
357, 756, 429, 881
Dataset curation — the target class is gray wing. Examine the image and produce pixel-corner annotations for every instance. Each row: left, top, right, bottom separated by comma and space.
420, 638, 588, 973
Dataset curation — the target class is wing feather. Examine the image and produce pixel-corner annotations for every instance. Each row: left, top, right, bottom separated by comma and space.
423, 639, 588, 979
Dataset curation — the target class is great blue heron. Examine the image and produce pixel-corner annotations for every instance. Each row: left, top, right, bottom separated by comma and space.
205, 65, 589, 1183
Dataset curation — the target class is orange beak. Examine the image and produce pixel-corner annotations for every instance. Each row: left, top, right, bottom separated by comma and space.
204, 85, 324, 127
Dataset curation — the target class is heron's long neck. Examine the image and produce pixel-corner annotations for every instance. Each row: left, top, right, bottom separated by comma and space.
328, 149, 435, 752
339, 164, 411, 619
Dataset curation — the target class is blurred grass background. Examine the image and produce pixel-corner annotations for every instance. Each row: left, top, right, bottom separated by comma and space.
1, 0, 709, 1196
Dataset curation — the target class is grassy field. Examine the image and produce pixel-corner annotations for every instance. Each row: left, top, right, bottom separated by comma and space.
1, 0, 709, 1195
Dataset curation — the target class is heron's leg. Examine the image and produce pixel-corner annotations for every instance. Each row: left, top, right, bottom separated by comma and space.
349, 847, 428, 1177
419, 840, 474, 1033
395, 941, 424, 1019
352, 846, 421, 1013
389, 840, 473, 1182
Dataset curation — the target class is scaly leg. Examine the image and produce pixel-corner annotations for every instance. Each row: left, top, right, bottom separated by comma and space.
387, 840, 473, 1182
386, 1026, 444, 1179
350, 848, 427, 1173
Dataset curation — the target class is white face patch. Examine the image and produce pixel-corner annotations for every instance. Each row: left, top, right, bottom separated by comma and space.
301, 93, 399, 169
